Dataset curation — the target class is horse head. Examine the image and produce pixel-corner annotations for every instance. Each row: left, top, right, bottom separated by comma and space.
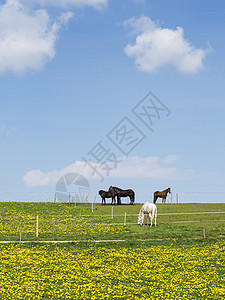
168, 187, 171, 194
108, 186, 113, 191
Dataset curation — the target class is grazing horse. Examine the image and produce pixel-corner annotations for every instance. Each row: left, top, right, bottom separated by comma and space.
138, 202, 157, 226
108, 186, 135, 205
153, 187, 171, 204
99, 190, 116, 205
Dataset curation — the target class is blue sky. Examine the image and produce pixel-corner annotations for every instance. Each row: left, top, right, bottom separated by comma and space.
0, 0, 225, 203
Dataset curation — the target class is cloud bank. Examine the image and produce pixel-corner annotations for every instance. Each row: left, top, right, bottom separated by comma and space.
0, 0, 73, 74
23, 155, 196, 187
0, 0, 107, 75
124, 15, 207, 73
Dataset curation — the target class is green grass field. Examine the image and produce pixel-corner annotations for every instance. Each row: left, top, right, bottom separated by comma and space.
0, 202, 224, 241
0, 202, 224, 299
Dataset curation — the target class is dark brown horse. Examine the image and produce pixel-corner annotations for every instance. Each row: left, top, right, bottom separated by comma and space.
99, 190, 117, 205
153, 188, 171, 204
109, 186, 135, 205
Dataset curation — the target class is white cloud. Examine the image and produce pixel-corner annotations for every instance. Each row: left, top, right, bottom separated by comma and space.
0, 0, 73, 74
124, 15, 207, 73
23, 170, 53, 187
23, 0, 107, 10
23, 155, 196, 187
23, 161, 86, 187
110, 155, 195, 180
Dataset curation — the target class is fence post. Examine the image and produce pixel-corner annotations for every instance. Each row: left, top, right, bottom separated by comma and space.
92, 202, 94, 213
36, 215, 39, 238
124, 212, 126, 226
86, 196, 88, 203
203, 225, 206, 240
176, 193, 178, 204
69, 192, 71, 204
112, 206, 113, 219
171, 192, 173, 204
54, 192, 56, 203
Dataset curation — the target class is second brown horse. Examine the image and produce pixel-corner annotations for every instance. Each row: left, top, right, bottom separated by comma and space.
153, 187, 171, 204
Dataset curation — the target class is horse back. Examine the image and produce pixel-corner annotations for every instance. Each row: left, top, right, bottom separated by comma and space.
119, 189, 134, 196
99, 190, 116, 198
111, 186, 122, 193
142, 202, 157, 214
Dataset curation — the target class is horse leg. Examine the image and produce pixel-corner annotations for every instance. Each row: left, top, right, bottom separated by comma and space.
111, 196, 114, 205
150, 213, 153, 227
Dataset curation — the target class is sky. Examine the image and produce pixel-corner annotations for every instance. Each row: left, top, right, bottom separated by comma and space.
0, 0, 225, 203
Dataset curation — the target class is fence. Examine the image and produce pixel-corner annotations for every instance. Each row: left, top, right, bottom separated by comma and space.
0, 209, 225, 242
54, 192, 225, 204
0, 190, 225, 203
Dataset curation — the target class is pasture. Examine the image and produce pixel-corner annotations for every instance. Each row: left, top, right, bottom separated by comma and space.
0, 202, 224, 299
0, 202, 224, 241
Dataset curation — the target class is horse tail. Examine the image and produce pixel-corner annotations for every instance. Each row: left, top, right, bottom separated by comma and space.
129, 190, 135, 204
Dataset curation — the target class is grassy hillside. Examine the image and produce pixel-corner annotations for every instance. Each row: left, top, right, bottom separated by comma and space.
0, 202, 224, 241
0, 202, 224, 299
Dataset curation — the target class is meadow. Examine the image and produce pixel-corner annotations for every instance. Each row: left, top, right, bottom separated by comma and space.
0, 202, 224, 241
0, 202, 224, 299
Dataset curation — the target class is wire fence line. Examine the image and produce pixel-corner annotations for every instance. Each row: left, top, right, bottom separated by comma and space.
1, 211, 225, 220
0, 210, 225, 242
0, 190, 225, 203
1, 211, 225, 223
160, 220, 225, 224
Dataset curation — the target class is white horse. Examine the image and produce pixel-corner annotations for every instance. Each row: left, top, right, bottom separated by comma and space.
138, 202, 157, 226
